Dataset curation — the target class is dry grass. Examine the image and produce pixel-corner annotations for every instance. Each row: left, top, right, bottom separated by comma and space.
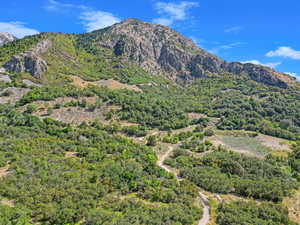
0, 167, 9, 178
65, 152, 78, 158
69, 75, 142, 92
0, 199, 15, 207
119, 121, 139, 127
283, 189, 300, 224
220, 135, 272, 157
188, 112, 206, 120
95, 79, 142, 92
256, 134, 290, 151
207, 131, 291, 157
69, 75, 91, 88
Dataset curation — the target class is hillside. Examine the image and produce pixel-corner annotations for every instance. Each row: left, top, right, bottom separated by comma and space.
0, 19, 300, 225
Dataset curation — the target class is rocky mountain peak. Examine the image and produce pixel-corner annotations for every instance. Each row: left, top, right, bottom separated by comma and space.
90, 19, 222, 84
0, 32, 17, 47
86, 19, 294, 87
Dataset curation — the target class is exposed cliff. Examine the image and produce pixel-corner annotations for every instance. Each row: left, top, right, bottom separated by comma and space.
0, 32, 17, 47
3, 39, 52, 79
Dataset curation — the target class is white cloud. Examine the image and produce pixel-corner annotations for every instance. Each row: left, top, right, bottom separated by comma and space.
266, 46, 300, 60
152, 1, 199, 26
0, 22, 39, 38
44, 0, 87, 12
209, 42, 245, 54
45, 0, 120, 32
241, 60, 281, 69
80, 10, 120, 32
225, 26, 242, 33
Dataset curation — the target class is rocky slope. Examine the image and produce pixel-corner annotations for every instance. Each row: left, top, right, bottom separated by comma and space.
3, 39, 52, 79
79, 19, 296, 88
0, 32, 17, 47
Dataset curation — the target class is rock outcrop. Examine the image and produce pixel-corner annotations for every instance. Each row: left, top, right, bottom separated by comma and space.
3, 39, 52, 79
0, 32, 17, 47
223, 62, 290, 88
83, 19, 295, 87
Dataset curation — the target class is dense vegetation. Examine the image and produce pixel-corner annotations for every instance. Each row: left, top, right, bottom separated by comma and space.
166, 149, 298, 201
217, 201, 297, 225
188, 76, 300, 140
289, 142, 300, 179
0, 105, 201, 224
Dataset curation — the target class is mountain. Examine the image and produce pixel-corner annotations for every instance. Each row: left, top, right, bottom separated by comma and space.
1, 19, 297, 88
0, 32, 17, 47
0, 19, 300, 225
79, 18, 295, 87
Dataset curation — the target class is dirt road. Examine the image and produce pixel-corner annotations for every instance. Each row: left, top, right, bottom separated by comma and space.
156, 145, 211, 225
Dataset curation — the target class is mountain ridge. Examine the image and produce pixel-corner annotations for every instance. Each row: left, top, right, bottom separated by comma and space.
79, 18, 297, 88
0, 19, 298, 88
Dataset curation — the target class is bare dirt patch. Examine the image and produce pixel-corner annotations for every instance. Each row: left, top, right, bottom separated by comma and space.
69, 75, 142, 92
20, 96, 98, 112
40, 107, 107, 125
256, 134, 290, 151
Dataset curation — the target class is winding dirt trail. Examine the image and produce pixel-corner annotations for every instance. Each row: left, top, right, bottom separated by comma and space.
157, 146, 174, 173
198, 193, 210, 225
156, 145, 211, 225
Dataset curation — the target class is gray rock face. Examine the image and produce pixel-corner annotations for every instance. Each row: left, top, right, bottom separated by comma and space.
93, 19, 219, 84
0, 75, 11, 83
3, 39, 52, 79
222, 62, 288, 88
88, 19, 294, 87
0, 67, 6, 73
0, 32, 17, 47
22, 79, 42, 87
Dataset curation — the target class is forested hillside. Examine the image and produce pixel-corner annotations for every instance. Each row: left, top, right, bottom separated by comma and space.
0, 19, 299, 225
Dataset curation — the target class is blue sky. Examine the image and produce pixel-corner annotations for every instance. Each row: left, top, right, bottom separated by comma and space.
0, 0, 299, 80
